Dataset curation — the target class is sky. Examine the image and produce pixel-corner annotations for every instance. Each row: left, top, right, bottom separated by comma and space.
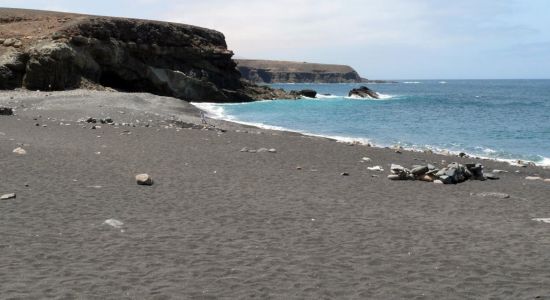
1, 0, 549, 79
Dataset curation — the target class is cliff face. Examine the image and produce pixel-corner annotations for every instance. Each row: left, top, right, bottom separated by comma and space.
0, 8, 289, 102
236, 59, 363, 83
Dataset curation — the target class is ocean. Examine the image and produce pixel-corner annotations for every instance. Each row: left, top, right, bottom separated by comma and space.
194, 80, 550, 166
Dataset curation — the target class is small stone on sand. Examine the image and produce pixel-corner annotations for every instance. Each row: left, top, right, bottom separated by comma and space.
103, 219, 124, 229
475, 192, 510, 199
13, 147, 27, 155
136, 173, 153, 185
368, 166, 384, 171
0, 107, 14, 115
525, 176, 543, 181
493, 169, 508, 174
532, 218, 550, 224
0, 193, 16, 200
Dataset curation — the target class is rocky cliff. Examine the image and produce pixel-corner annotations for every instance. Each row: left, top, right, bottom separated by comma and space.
236, 59, 363, 83
0, 8, 290, 102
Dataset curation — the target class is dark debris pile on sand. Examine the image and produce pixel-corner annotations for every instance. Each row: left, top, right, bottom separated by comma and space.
388, 162, 499, 184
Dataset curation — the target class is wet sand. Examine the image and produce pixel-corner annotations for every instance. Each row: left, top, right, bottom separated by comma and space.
1, 90, 550, 299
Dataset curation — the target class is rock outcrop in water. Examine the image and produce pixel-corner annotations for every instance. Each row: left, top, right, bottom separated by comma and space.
236, 59, 364, 83
348, 86, 380, 99
0, 8, 290, 102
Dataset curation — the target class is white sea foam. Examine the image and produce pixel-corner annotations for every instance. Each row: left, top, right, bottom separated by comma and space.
192, 102, 227, 119
538, 157, 550, 167
439, 81, 447, 84
344, 93, 395, 100
403, 81, 421, 84
315, 94, 340, 99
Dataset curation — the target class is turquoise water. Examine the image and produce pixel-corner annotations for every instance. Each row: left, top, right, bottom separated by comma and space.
195, 80, 550, 165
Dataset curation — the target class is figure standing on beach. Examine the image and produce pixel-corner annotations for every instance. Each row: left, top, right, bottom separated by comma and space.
200, 111, 207, 124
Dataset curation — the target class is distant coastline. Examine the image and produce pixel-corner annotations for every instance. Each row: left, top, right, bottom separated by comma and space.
236, 59, 397, 84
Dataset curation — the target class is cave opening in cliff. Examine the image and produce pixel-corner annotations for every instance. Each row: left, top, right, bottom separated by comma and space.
99, 71, 139, 92
99, 70, 157, 94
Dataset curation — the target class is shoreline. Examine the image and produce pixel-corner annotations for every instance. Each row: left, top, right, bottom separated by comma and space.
193, 101, 550, 168
2, 90, 550, 298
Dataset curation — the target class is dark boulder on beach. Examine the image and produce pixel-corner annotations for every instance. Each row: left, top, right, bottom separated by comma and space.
0, 106, 14, 115
0, 8, 292, 102
348, 86, 380, 99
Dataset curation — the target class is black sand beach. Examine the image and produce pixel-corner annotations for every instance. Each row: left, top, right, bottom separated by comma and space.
2, 90, 550, 299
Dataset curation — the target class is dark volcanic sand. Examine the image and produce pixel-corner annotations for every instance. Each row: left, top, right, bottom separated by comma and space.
1, 90, 550, 299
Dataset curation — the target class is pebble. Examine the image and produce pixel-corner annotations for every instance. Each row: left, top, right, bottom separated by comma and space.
492, 169, 508, 174
532, 218, 550, 224
341, 172, 350, 176
0, 107, 14, 115
103, 219, 124, 229
484, 173, 500, 180
525, 176, 543, 181
268, 148, 277, 153
368, 166, 384, 171
434, 180, 444, 184
361, 157, 372, 162
13, 147, 27, 155
136, 174, 154, 185
387, 174, 401, 180
0, 193, 16, 200
474, 192, 510, 199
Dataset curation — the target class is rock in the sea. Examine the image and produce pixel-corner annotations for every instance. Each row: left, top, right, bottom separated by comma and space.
0, 107, 14, 115
136, 174, 153, 186
348, 86, 380, 99
290, 89, 317, 98
12, 147, 27, 155
0, 193, 16, 200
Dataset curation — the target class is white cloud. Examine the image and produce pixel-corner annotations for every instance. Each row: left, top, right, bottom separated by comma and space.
161, 0, 442, 54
